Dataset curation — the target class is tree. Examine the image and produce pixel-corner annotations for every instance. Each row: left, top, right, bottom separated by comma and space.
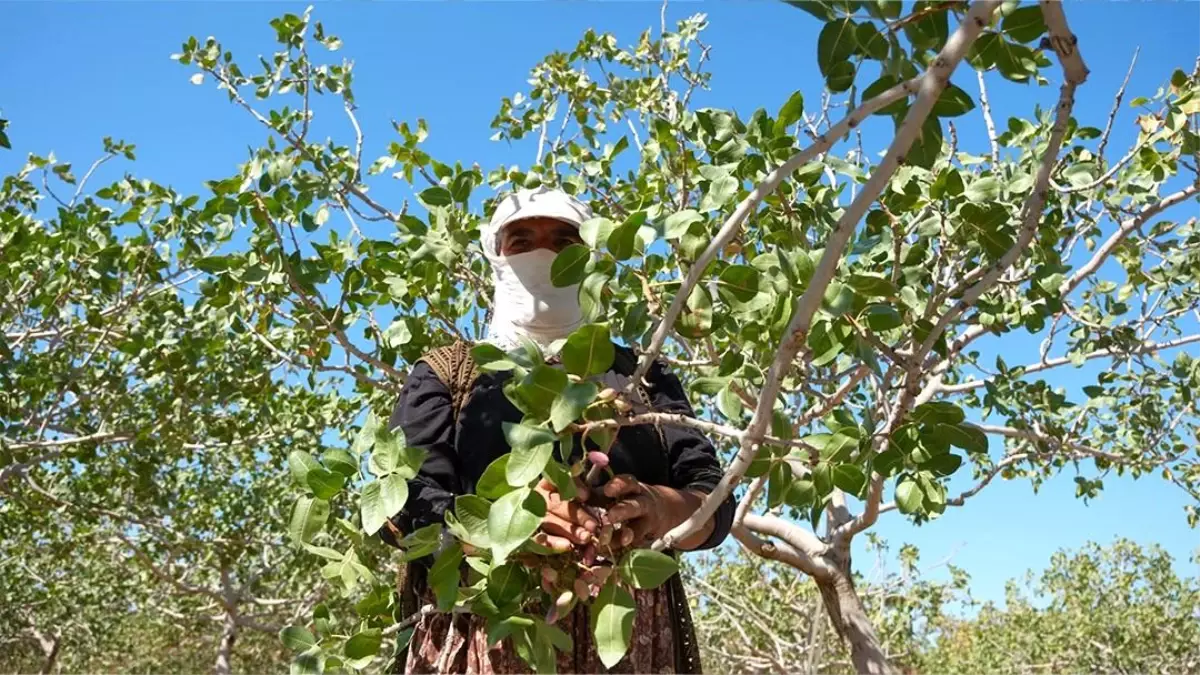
916, 539, 1200, 674
687, 534, 967, 674
3, 1, 1198, 673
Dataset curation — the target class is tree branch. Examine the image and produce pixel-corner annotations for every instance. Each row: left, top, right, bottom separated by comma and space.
976, 69, 999, 164
1058, 185, 1199, 298
939, 333, 1200, 394
1097, 47, 1139, 162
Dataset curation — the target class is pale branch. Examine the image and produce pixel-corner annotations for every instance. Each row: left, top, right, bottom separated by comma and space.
732, 513, 832, 581
732, 474, 766, 529
976, 68, 1000, 165
973, 423, 1125, 462
938, 333, 1200, 394
916, 6, 1088, 364
113, 533, 226, 605
381, 603, 468, 636
651, 0, 1000, 554
70, 151, 117, 207
1098, 47, 1139, 162
1058, 184, 1200, 297
630, 72, 926, 387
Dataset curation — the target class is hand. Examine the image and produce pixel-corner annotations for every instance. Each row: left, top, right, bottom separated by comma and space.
532, 477, 599, 553
602, 474, 713, 550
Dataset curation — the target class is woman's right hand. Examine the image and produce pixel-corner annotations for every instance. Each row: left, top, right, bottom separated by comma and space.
532, 477, 599, 553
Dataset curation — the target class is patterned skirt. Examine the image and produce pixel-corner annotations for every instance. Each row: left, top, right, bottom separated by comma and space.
404, 585, 679, 674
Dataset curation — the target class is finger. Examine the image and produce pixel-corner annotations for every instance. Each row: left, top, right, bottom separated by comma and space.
606, 495, 650, 524
533, 532, 573, 553
628, 517, 656, 545
619, 526, 635, 548
542, 514, 593, 544
603, 474, 643, 499
562, 501, 600, 532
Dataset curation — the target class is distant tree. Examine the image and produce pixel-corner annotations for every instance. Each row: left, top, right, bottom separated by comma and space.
917, 539, 1200, 674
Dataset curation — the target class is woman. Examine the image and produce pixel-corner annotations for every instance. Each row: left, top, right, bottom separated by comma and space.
385, 187, 734, 674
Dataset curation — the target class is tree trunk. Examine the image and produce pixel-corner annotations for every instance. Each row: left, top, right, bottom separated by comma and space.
214, 613, 237, 675
33, 630, 60, 675
815, 555, 892, 674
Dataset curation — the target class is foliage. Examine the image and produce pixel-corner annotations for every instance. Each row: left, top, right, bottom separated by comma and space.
916, 539, 1200, 674
2, 1, 1198, 672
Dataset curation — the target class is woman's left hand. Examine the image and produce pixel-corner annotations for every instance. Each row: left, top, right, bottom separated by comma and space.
601, 474, 713, 550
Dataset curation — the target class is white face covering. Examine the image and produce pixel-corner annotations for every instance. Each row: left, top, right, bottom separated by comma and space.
486, 248, 583, 352
479, 188, 593, 352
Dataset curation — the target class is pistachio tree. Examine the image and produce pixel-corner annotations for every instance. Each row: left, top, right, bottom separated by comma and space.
3, 1, 1198, 673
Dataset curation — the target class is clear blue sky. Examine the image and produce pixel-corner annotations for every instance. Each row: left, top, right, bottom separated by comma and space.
3, 1, 1197, 604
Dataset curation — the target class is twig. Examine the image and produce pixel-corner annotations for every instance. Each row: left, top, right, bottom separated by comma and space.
938, 334, 1200, 394
976, 69, 999, 164
1098, 48, 1139, 162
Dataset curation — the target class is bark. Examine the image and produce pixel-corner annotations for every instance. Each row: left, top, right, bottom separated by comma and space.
814, 550, 892, 675
32, 629, 60, 675
214, 612, 237, 675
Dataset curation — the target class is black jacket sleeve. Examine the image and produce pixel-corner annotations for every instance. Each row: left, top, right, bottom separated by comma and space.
643, 358, 735, 551
380, 361, 460, 547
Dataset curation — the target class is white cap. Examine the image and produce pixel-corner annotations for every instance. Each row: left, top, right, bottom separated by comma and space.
482, 187, 592, 259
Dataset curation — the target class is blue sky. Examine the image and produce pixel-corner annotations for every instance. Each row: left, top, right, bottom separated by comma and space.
4, 1, 1198, 604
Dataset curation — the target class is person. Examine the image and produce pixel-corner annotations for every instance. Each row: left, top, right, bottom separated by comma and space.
384, 186, 735, 674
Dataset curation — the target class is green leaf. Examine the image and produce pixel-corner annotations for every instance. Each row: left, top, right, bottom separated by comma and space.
551, 244, 590, 287
895, 476, 924, 514
1002, 5, 1048, 43
352, 414, 380, 457
607, 220, 640, 261
923, 452, 963, 477
818, 18, 858, 75
306, 467, 346, 500
380, 473, 409, 517
911, 401, 966, 425
488, 488, 545, 561
945, 423, 988, 454
861, 304, 903, 331
322, 449, 358, 478
449, 494, 492, 548
542, 459, 578, 502
932, 83, 975, 117
523, 365, 568, 412
964, 176, 1001, 202
506, 439, 555, 488
562, 323, 615, 377
675, 285, 714, 339
290, 496, 330, 544
487, 563, 529, 605
663, 209, 703, 239
832, 465, 867, 495
591, 582, 636, 668
822, 280, 856, 316
359, 482, 388, 536
768, 461, 792, 509
1063, 162, 1096, 188
718, 265, 761, 304
700, 175, 739, 212
419, 186, 453, 207
847, 273, 896, 298
856, 21, 889, 60
289, 451, 321, 489
774, 91, 805, 135
291, 647, 323, 675
472, 343, 518, 373
551, 381, 598, 432
476, 455, 516, 500
580, 217, 617, 248
280, 626, 316, 651
399, 524, 442, 561
826, 61, 857, 93
429, 542, 464, 611
617, 549, 678, 589
344, 629, 382, 660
